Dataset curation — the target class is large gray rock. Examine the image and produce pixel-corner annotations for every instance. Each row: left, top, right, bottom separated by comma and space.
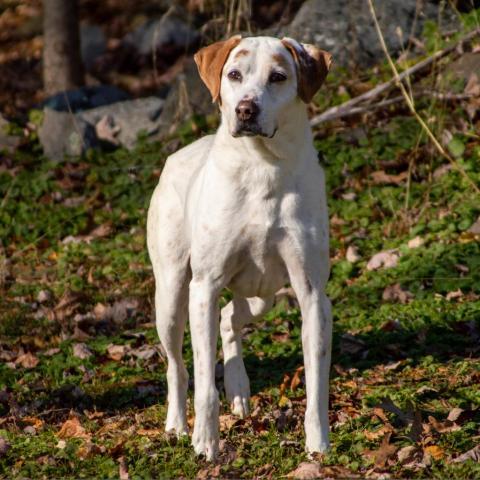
38, 97, 165, 160
80, 97, 164, 150
280, 0, 455, 67
38, 109, 98, 161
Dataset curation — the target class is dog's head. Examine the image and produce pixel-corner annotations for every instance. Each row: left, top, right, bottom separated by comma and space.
194, 36, 332, 138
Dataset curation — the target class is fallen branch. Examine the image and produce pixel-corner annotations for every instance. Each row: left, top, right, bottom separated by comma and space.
310, 27, 480, 127
366, 0, 480, 196
314, 91, 476, 123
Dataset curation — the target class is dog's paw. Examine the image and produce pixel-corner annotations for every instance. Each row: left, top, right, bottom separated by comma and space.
165, 409, 188, 436
230, 395, 249, 418
224, 366, 250, 418
192, 426, 219, 461
305, 440, 330, 457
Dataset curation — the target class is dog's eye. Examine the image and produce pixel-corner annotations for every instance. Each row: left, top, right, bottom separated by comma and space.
228, 70, 242, 82
269, 71, 287, 83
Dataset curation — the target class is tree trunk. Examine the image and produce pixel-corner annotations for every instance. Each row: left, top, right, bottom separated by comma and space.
43, 0, 84, 96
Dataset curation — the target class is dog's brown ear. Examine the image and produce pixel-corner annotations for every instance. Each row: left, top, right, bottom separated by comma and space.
194, 35, 242, 103
281, 38, 332, 104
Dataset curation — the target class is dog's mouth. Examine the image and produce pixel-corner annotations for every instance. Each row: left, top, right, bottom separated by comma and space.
232, 123, 277, 139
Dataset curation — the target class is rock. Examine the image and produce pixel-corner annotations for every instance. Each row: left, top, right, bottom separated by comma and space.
38, 109, 98, 161
80, 97, 164, 150
41, 85, 130, 113
0, 115, 21, 153
279, 0, 455, 67
39, 96, 165, 159
152, 58, 215, 139
80, 24, 107, 71
124, 7, 200, 57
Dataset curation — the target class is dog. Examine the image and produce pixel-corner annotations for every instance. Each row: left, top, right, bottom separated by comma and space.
147, 35, 333, 460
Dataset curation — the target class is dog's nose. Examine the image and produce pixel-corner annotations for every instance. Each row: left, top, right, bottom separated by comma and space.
235, 99, 259, 122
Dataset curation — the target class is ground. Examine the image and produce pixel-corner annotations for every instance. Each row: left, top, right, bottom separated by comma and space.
1, 21, 480, 480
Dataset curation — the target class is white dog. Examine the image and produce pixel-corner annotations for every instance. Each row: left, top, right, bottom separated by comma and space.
147, 35, 333, 460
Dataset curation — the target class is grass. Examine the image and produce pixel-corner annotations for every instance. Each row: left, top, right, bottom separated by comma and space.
1, 47, 480, 480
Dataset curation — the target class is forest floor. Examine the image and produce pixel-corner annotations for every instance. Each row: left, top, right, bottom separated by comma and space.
1, 11, 480, 480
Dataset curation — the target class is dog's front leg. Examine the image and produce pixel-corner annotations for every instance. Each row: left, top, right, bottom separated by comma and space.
189, 277, 220, 460
284, 256, 332, 454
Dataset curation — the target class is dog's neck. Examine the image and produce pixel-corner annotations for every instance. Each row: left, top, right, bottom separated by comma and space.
215, 101, 315, 165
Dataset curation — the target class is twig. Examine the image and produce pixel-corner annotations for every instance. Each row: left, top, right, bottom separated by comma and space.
310, 27, 480, 127
366, 0, 480, 196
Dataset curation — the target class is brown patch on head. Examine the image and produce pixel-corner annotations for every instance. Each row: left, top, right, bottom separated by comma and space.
194, 35, 242, 103
271, 53, 290, 70
281, 38, 332, 103
233, 49, 250, 60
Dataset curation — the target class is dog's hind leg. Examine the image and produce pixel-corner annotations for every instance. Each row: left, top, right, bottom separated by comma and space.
154, 268, 190, 436
220, 296, 273, 418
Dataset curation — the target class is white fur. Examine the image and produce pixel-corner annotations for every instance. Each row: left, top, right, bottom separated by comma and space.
147, 36, 332, 460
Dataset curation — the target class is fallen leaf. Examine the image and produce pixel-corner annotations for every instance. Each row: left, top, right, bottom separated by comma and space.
118, 456, 129, 480
136, 428, 163, 437
21, 416, 44, 430
77, 441, 104, 459
366, 250, 399, 271
290, 366, 304, 391
219, 414, 238, 432
73, 343, 93, 360
364, 424, 393, 441
468, 216, 480, 235
446, 289, 463, 301
366, 432, 398, 468
56, 439, 66, 449
397, 445, 418, 463
447, 408, 464, 422
15, 352, 39, 369
96, 115, 121, 145
287, 462, 323, 479
428, 415, 461, 433
107, 344, 128, 361
452, 444, 480, 463
346, 245, 361, 263
424, 445, 444, 461
371, 170, 408, 185
382, 283, 413, 304
407, 236, 424, 249
57, 417, 90, 440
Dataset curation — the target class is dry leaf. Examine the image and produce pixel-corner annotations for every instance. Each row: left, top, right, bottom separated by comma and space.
290, 366, 304, 391
371, 170, 408, 185
57, 417, 90, 440
407, 236, 424, 249
424, 445, 444, 461
219, 414, 238, 432
136, 428, 163, 437
107, 344, 128, 361
364, 424, 393, 441
73, 343, 93, 360
397, 445, 418, 463
367, 432, 398, 468
96, 115, 121, 145
447, 408, 464, 422
22, 416, 44, 430
346, 245, 361, 263
118, 456, 129, 480
366, 250, 399, 271
15, 352, 39, 369
287, 462, 323, 479
428, 415, 461, 433
382, 283, 413, 304
452, 444, 480, 463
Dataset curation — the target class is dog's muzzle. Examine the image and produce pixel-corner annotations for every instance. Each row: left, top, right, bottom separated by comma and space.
232, 99, 276, 138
